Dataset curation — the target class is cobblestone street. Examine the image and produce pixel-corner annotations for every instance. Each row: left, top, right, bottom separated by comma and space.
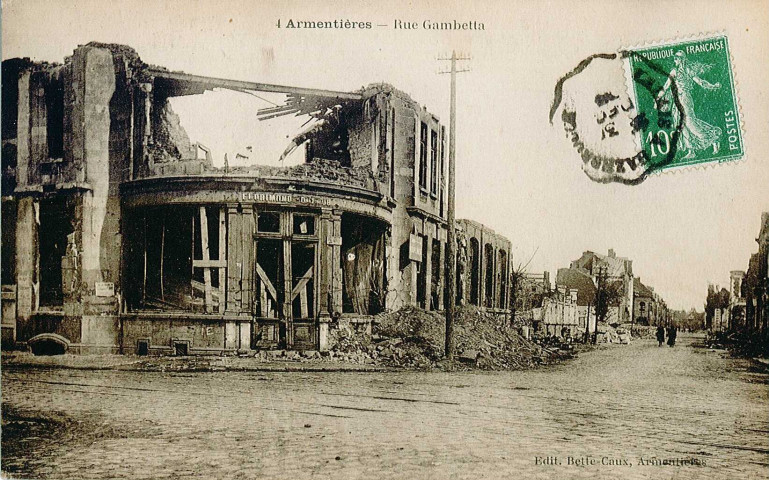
3, 333, 768, 480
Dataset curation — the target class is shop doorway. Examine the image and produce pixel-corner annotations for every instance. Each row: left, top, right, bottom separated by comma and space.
253, 211, 318, 350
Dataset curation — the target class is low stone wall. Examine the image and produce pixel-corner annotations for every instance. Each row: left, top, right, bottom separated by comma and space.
120, 314, 251, 355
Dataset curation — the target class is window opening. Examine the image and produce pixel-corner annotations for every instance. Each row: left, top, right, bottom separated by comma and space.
258, 211, 280, 233
484, 243, 495, 308
254, 239, 284, 319
430, 130, 438, 195
293, 215, 315, 236
469, 238, 480, 306
38, 197, 74, 307
419, 122, 428, 190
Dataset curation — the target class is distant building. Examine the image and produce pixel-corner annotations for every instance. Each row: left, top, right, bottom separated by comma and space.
729, 270, 747, 330
569, 249, 634, 324
713, 305, 730, 332
456, 219, 512, 312
708, 284, 732, 332
633, 277, 658, 326
522, 271, 551, 296
533, 286, 580, 337
555, 267, 597, 336
511, 271, 550, 327
743, 212, 768, 342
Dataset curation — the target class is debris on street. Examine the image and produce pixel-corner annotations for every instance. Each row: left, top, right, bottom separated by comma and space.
331, 305, 570, 370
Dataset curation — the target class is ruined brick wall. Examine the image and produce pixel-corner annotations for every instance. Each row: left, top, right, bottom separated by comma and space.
5, 44, 137, 351
347, 105, 372, 171
150, 98, 193, 162
456, 219, 513, 312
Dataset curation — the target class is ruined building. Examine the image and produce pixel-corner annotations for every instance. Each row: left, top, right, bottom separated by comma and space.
569, 249, 635, 324
1, 43, 512, 354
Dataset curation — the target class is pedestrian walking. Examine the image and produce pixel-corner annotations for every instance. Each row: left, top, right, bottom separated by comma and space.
667, 325, 677, 347
656, 325, 665, 347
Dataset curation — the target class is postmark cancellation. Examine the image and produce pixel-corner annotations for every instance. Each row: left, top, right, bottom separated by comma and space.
552, 33, 744, 184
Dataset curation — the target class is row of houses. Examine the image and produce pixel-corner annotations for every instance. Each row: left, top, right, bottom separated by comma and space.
706, 212, 769, 350
516, 249, 669, 338
0, 43, 513, 355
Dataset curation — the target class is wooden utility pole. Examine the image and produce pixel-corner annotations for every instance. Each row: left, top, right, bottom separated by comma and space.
439, 51, 470, 361
585, 302, 591, 344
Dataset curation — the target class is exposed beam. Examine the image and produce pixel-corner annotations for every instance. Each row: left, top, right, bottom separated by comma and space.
255, 263, 278, 302
290, 266, 314, 300
199, 207, 213, 312
149, 69, 363, 101
192, 259, 227, 269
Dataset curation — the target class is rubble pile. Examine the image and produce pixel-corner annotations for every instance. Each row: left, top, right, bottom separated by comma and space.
224, 159, 375, 189
369, 306, 445, 368
331, 305, 564, 370
630, 325, 656, 339
324, 323, 380, 365
449, 306, 566, 369
119, 307, 570, 371
595, 324, 631, 344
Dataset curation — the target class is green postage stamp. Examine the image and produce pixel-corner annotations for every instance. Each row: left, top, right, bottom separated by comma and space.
625, 34, 744, 171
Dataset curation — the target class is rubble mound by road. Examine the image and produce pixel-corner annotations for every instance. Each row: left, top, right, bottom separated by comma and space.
334, 305, 564, 370
595, 323, 631, 344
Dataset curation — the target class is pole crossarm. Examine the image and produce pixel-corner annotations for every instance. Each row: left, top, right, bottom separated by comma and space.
438, 69, 471, 74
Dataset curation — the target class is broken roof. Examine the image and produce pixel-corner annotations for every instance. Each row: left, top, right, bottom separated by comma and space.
633, 277, 655, 299
556, 268, 596, 306
148, 68, 363, 122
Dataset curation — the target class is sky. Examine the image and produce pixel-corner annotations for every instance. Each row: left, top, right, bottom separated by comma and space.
3, 0, 768, 310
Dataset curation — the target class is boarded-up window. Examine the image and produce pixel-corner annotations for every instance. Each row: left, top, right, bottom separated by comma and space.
124, 205, 226, 314
341, 214, 386, 315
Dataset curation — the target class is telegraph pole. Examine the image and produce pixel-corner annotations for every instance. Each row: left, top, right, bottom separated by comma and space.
585, 303, 591, 344
439, 51, 470, 361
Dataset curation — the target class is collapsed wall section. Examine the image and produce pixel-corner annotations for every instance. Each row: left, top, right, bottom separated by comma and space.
4, 43, 141, 352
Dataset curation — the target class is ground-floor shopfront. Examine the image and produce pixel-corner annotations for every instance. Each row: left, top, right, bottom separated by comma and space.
3, 177, 514, 354
117, 177, 395, 353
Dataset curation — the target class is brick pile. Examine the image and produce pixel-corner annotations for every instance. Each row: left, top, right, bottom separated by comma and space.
330, 305, 565, 370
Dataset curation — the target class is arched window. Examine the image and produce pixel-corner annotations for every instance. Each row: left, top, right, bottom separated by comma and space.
484, 243, 494, 308
469, 238, 480, 306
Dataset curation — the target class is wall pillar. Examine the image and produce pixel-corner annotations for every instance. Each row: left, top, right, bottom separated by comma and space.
438, 228, 446, 310
241, 205, 254, 313
225, 204, 241, 312
15, 71, 31, 189
78, 47, 116, 291
319, 209, 333, 315
424, 223, 433, 311
330, 210, 343, 315
317, 209, 335, 352
15, 196, 38, 341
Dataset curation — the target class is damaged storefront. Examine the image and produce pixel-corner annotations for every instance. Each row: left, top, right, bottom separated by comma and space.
1, 43, 512, 354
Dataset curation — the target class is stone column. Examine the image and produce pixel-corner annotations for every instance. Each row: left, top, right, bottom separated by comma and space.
424, 222, 433, 311
15, 196, 38, 341
78, 46, 116, 291
15, 71, 31, 189
225, 204, 241, 313
238, 205, 254, 352
330, 210, 343, 315
479, 232, 486, 309
318, 209, 334, 351
437, 228, 446, 310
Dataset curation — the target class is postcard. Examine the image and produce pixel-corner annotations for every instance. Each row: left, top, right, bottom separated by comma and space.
2, 1, 768, 479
